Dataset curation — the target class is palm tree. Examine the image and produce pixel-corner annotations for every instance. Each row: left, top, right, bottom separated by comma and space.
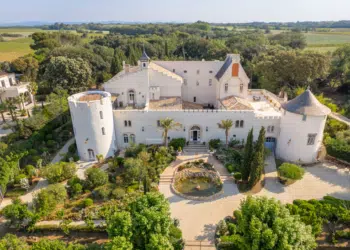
159, 118, 181, 147
0, 103, 7, 123
5, 98, 18, 121
27, 82, 38, 106
19, 93, 26, 110
217, 119, 234, 147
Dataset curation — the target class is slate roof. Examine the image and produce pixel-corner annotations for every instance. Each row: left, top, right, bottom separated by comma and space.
215, 56, 232, 81
281, 89, 331, 116
140, 50, 150, 61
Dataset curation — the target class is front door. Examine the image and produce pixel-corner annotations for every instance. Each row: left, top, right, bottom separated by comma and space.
88, 149, 95, 161
193, 131, 198, 141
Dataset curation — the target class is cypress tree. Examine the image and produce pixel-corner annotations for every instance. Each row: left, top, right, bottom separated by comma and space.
248, 126, 266, 187
164, 40, 169, 58
241, 128, 254, 181
111, 48, 125, 75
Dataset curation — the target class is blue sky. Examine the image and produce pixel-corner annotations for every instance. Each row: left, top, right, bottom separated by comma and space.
1, 0, 350, 23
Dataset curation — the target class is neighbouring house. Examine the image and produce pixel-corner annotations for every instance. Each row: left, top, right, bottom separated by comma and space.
0, 72, 33, 109
68, 51, 331, 163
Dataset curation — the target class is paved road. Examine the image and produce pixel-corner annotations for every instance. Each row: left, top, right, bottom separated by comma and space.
159, 153, 350, 244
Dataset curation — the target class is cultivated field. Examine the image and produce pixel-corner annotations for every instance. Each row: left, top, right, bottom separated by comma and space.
0, 28, 108, 62
0, 37, 33, 61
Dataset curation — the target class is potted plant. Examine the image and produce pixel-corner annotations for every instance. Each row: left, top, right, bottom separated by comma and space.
177, 146, 182, 155
233, 172, 242, 184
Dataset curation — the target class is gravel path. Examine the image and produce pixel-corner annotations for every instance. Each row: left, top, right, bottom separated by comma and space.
159, 153, 350, 243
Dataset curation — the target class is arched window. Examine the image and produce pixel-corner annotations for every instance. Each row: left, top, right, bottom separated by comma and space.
88, 149, 95, 160
128, 90, 135, 103
240, 120, 244, 128
99, 111, 103, 119
225, 83, 228, 92
235, 120, 240, 128
123, 134, 129, 143
130, 134, 135, 143
102, 127, 106, 135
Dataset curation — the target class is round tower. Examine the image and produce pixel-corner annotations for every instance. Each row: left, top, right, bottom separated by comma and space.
68, 91, 116, 161
276, 89, 331, 163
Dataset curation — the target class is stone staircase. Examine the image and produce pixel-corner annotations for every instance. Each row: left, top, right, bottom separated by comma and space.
159, 174, 174, 184
185, 241, 216, 249
184, 142, 209, 153
220, 174, 233, 182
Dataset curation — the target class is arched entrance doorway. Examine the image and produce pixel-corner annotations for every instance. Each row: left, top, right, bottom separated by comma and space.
88, 149, 95, 161
190, 125, 201, 142
128, 90, 135, 105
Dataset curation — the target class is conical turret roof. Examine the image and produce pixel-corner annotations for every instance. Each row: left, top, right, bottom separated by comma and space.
140, 49, 150, 61
281, 88, 331, 116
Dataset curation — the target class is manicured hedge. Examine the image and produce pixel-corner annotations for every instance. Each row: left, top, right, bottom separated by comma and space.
325, 137, 350, 163
278, 163, 305, 180
169, 138, 186, 151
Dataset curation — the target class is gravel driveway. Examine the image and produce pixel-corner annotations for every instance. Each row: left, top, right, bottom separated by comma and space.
159, 153, 350, 243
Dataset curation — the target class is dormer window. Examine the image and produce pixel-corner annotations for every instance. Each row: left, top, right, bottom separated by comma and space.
225, 83, 228, 92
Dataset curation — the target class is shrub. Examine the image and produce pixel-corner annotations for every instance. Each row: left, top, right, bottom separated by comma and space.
112, 187, 126, 200
33, 184, 67, 216
335, 230, 350, 239
278, 163, 305, 180
209, 139, 221, 149
82, 198, 93, 208
228, 139, 240, 147
92, 184, 113, 201
226, 164, 234, 173
218, 196, 316, 249
25, 165, 36, 177
67, 176, 83, 197
169, 138, 186, 151
41, 162, 77, 183
233, 172, 242, 181
0, 234, 30, 250
68, 142, 77, 154
1, 198, 33, 229
85, 168, 108, 189
14, 174, 27, 184
325, 137, 350, 163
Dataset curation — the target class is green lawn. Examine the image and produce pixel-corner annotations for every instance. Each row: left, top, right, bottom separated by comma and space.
0, 37, 33, 62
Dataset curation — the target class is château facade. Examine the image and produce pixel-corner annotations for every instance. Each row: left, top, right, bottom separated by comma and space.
68, 52, 331, 163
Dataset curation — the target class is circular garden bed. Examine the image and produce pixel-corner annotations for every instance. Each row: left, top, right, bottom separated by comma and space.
172, 160, 223, 200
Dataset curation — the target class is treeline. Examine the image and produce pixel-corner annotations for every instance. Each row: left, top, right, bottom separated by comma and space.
212, 20, 350, 29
